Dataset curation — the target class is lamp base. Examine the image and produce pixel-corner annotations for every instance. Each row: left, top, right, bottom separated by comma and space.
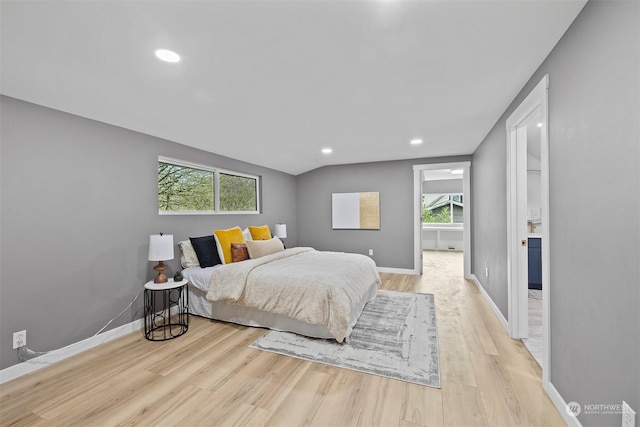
153, 261, 169, 283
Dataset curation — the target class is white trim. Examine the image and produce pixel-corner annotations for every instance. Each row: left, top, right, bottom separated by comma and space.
469, 274, 509, 333
413, 167, 423, 275
377, 266, 418, 275
421, 225, 464, 231
539, 79, 552, 387
158, 155, 217, 173
505, 75, 551, 386
462, 165, 471, 278
413, 161, 471, 278
160, 210, 261, 216
0, 318, 144, 384
544, 381, 583, 427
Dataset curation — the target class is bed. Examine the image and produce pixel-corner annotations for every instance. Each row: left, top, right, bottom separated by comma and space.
182, 247, 380, 342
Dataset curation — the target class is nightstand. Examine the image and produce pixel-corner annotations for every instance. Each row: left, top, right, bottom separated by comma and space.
143, 278, 189, 341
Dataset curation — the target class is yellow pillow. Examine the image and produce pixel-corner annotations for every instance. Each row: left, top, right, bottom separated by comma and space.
248, 225, 272, 240
213, 226, 246, 264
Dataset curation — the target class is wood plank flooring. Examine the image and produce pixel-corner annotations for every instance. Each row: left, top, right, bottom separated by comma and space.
0, 251, 565, 426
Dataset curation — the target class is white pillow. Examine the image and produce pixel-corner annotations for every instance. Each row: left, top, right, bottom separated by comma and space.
242, 227, 253, 241
178, 240, 200, 268
246, 237, 284, 259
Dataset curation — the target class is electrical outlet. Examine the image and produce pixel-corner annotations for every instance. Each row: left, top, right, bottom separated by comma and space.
622, 401, 636, 427
485, 266, 489, 278
13, 330, 26, 349
368, 249, 373, 256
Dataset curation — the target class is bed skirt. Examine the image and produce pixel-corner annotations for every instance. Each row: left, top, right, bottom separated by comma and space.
188, 280, 379, 341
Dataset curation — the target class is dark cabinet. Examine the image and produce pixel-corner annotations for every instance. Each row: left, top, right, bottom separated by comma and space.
528, 237, 542, 289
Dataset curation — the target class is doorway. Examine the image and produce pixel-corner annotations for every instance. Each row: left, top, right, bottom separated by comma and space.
506, 75, 550, 383
413, 162, 471, 278
520, 107, 543, 366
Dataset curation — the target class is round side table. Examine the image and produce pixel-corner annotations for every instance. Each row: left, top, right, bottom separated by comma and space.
143, 278, 189, 341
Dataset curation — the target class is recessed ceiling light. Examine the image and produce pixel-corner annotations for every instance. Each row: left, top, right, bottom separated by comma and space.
321, 148, 333, 154
410, 138, 423, 145
537, 122, 543, 128
154, 49, 181, 63
451, 169, 464, 175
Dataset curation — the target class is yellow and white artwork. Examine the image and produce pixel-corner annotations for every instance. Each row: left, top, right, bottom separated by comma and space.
332, 192, 380, 230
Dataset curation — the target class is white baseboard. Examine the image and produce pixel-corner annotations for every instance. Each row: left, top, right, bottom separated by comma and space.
0, 318, 143, 384
377, 266, 419, 275
469, 274, 510, 334
544, 380, 583, 427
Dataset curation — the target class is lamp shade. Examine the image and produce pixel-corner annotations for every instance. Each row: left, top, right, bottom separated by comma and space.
148, 234, 174, 261
274, 223, 287, 239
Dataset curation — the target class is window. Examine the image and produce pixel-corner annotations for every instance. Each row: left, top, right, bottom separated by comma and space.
220, 173, 258, 212
219, 172, 258, 212
158, 157, 260, 214
422, 194, 463, 224
158, 161, 214, 212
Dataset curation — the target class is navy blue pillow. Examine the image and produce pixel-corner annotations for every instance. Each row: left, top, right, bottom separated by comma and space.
189, 235, 222, 268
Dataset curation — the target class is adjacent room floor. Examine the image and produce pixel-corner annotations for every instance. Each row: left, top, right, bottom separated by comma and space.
522, 289, 543, 367
0, 251, 564, 426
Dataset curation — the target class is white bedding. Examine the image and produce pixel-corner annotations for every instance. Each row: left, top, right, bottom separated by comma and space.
183, 248, 380, 342
187, 282, 378, 340
183, 264, 223, 292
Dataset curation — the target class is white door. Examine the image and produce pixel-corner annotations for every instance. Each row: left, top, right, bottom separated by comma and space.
506, 75, 551, 384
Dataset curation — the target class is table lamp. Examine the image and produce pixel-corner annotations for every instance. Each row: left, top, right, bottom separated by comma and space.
274, 223, 287, 247
148, 233, 174, 283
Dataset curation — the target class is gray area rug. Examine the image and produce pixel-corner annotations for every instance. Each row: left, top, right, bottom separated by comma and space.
249, 290, 440, 388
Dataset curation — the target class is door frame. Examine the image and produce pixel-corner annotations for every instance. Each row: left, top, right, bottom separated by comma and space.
413, 161, 471, 278
506, 74, 550, 383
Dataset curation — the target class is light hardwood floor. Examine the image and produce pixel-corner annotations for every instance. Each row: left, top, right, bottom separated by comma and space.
0, 251, 566, 426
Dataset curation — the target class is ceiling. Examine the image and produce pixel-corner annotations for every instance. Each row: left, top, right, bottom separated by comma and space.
0, 0, 585, 175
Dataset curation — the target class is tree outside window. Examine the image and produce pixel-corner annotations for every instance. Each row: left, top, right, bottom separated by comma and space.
158, 162, 214, 212
422, 194, 463, 224
219, 173, 257, 212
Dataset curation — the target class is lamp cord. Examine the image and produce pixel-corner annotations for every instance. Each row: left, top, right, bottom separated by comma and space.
93, 288, 143, 336
17, 288, 144, 361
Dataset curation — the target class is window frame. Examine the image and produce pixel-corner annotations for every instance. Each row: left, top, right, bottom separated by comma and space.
158, 156, 261, 215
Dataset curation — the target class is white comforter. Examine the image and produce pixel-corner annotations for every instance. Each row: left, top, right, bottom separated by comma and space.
205, 247, 380, 342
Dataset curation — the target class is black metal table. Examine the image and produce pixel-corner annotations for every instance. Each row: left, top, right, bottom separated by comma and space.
143, 279, 189, 341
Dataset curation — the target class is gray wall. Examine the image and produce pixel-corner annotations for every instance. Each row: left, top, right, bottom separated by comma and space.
472, 116, 509, 315
0, 96, 297, 370
471, 1, 639, 426
296, 156, 470, 270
